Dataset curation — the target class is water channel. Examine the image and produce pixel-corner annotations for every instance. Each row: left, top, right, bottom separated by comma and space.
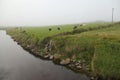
0, 30, 89, 80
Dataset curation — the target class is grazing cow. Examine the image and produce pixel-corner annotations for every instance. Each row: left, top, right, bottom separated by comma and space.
73, 26, 77, 30
49, 28, 52, 31
80, 24, 86, 26
57, 27, 61, 30
80, 24, 83, 26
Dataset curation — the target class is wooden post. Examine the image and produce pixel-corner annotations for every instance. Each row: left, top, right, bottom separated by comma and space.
112, 8, 114, 24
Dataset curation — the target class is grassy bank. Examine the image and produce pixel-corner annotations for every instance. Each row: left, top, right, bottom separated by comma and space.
7, 22, 120, 80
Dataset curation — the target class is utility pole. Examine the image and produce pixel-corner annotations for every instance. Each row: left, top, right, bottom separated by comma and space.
112, 8, 114, 23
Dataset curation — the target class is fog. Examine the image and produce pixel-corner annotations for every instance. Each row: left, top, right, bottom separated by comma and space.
0, 0, 120, 27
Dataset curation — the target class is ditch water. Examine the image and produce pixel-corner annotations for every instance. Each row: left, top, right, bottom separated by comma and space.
0, 30, 89, 80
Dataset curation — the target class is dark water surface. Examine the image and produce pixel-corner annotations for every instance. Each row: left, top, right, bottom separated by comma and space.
0, 30, 89, 80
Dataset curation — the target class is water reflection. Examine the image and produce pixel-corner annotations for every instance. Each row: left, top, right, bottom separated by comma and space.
0, 30, 89, 80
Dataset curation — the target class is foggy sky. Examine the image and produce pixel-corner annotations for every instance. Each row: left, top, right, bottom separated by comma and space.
0, 0, 120, 26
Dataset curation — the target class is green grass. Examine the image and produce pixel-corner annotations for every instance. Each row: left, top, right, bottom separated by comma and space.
7, 22, 120, 79
8, 22, 110, 41
51, 22, 120, 79
23, 25, 73, 40
94, 43, 120, 79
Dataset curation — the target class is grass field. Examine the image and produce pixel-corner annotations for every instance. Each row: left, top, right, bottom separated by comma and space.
8, 22, 110, 41
7, 22, 120, 80
51, 22, 120, 79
